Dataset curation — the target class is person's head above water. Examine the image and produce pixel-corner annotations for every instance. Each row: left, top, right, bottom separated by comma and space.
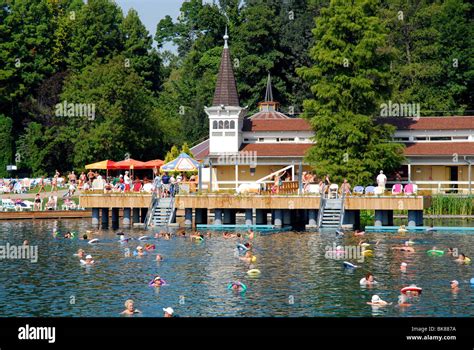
450, 280, 459, 289
366, 273, 374, 282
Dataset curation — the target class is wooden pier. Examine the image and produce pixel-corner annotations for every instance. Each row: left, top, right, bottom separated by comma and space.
79, 193, 430, 229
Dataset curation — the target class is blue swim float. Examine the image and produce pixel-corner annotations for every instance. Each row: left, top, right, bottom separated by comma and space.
237, 243, 248, 252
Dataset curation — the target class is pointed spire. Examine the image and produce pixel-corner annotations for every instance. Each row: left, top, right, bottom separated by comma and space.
264, 73, 273, 102
223, 26, 229, 49
212, 29, 239, 107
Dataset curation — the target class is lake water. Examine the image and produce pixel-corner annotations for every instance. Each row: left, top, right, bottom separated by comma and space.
0, 219, 473, 317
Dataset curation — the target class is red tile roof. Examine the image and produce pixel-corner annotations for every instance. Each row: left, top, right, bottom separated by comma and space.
239, 143, 312, 157
404, 142, 474, 156
249, 111, 290, 120
243, 118, 311, 131
379, 116, 474, 130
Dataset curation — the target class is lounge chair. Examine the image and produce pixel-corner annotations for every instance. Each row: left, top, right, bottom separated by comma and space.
364, 186, 376, 195
353, 186, 364, 195
374, 186, 384, 195
404, 183, 417, 195
1, 199, 16, 211
392, 183, 403, 195
329, 184, 339, 198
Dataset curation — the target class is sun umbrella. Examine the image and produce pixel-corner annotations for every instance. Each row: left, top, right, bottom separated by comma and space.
113, 159, 148, 170
143, 159, 164, 169
85, 160, 117, 170
160, 153, 199, 172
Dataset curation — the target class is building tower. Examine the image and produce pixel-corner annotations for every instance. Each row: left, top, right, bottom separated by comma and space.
205, 29, 246, 155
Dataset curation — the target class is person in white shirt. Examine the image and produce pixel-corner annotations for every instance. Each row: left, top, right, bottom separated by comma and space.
376, 170, 387, 189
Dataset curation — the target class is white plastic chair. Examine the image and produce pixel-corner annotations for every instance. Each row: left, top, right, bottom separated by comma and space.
329, 184, 339, 198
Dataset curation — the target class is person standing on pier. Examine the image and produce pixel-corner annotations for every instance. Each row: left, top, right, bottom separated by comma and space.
376, 170, 387, 189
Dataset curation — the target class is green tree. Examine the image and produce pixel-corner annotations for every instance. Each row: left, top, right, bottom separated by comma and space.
122, 8, 163, 92
67, 0, 124, 70
0, 114, 13, 177
180, 142, 194, 157
164, 145, 180, 163
298, 0, 405, 185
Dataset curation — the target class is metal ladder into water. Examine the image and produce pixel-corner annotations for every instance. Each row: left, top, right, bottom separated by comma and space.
145, 192, 176, 229
317, 186, 346, 229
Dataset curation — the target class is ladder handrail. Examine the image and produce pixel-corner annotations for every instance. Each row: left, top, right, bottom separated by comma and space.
144, 190, 158, 229
338, 188, 347, 228
167, 197, 175, 225
317, 183, 326, 228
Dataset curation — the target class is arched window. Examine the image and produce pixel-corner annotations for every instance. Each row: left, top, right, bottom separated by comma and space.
218, 120, 224, 129
230, 120, 235, 129
224, 120, 230, 129
213, 121, 218, 129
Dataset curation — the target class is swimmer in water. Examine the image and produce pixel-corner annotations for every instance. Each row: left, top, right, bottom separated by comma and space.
150, 276, 165, 287
239, 251, 256, 264
82, 234, 88, 240
398, 225, 408, 234
164, 233, 171, 240
163, 307, 174, 318
404, 284, 421, 297
156, 254, 163, 261
450, 280, 460, 292
455, 253, 469, 263
247, 229, 254, 240
360, 273, 377, 286
223, 232, 236, 239
447, 247, 455, 255
81, 254, 94, 265
190, 233, 204, 241
135, 246, 146, 256
144, 243, 155, 251
398, 294, 411, 307
121, 299, 141, 315
74, 249, 86, 258
229, 281, 246, 292
391, 241, 415, 252
400, 262, 407, 272
64, 231, 72, 239
367, 295, 390, 306
23, 240, 29, 246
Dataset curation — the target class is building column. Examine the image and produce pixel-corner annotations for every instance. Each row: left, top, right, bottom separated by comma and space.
245, 209, 253, 226
343, 210, 361, 230
384, 210, 394, 226
307, 209, 317, 227
132, 208, 140, 224
214, 209, 223, 225
223, 209, 236, 225
140, 208, 148, 223
408, 210, 423, 227
184, 208, 193, 227
374, 210, 383, 227
255, 209, 266, 225
123, 208, 131, 227
283, 209, 291, 226
273, 209, 283, 227
101, 208, 109, 228
408, 163, 412, 182
92, 208, 100, 227
111, 208, 119, 229
195, 208, 208, 225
